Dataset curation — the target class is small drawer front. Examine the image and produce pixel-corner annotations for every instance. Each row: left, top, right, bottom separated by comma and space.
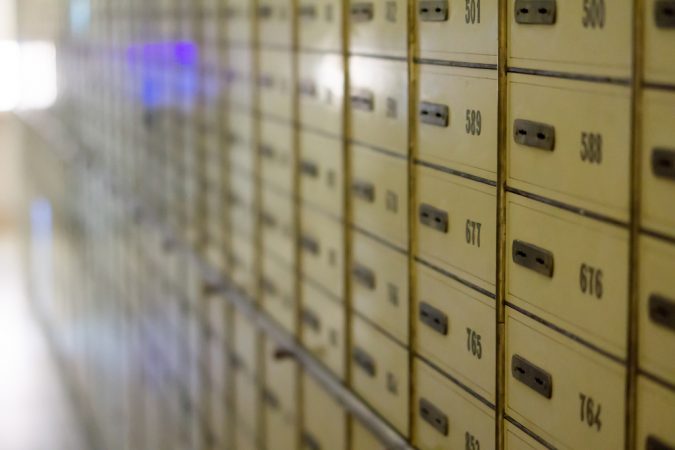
226, 110, 255, 174
300, 131, 344, 218
351, 316, 410, 435
265, 405, 298, 450
416, 0, 498, 64
229, 196, 256, 239
639, 236, 675, 386
207, 323, 230, 396
645, 0, 675, 85
351, 230, 409, 344
233, 309, 259, 375
234, 370, 260, 434
413, 358, 496, 450
415, 263, 496, 402
507, 194, 630, 357
508, 74, 631, 221
298, 53, 344, 135
506, 309, 627, 450
349, 0, 407, 58
261, 186, 295, 264
301, 281, 346, 379
225, 47, 255, 107
230, 231, 257, 297
300, 208, 345, 300
229, 165, 256, 209
224, 0, 254, 44
261, 255, 296, 335
302, 374, 347, 450
259, 0, 294, 47
351, 418, 387, 450
298, 0, 344, 52
234, 427, 258, 450
636, 376, 675, 450
210, 391, 231, 450
418, 65, 498, 180
260, 119, 294, 194
504, 422, 549, 450
349, 57, 408, 156
508, 0, 632, 78
264, 337, 298, 416
259, 48, 294, 120
416, 166, 497, 293
351, 145, 408, 248
642, 89, 675, 240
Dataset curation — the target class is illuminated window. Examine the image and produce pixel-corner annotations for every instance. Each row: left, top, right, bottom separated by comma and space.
0, 40, 57, 112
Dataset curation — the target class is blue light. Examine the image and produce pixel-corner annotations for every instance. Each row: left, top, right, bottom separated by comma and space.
30, 197, 52, 240
69, 0, 91, 35
126, 41, 202, 109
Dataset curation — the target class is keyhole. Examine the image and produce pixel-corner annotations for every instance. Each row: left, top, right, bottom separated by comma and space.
537, 132, 547, 140
656, 305, 671, 319
657, 158, 673, 169
538, 7, 549, 14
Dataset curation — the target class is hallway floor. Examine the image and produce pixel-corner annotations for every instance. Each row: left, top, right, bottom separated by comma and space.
0, 231, 89, 450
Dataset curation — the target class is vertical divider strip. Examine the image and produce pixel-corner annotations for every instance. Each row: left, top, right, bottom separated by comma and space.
496, 0, 509, 448
627, 0, 644, 448
342, 0, 354, 443
219, 1, 236, 447
290, 0, 303, 446
249, 1, 266, 448
406, 0, 418, 443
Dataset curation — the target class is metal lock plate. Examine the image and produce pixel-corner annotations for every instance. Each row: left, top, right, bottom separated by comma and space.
352, 179, 375, 202
418, 0, 449, 22
351, 2, 374, 22
302, 432, 321, 450
260, 276, 277, 296
227, 191, 242, 206
514, 0, 557, 25
419, 398, 449, 435
351, 89, 375, 111
420, 101, 449, 128
258, 4, 273, 18
258, 73, 275, 87
511, 354, 553, 399
353, 347, 376, 377
652, 148, 675, 181
655, 1, 675, 28
302, 308, 321, 331
419, 301, 448, 335
300, 159, 319, 177
298, 4, 317, 19
649, 294, 675, 332
260, 211, 278, 228
352, 263, 376, 290
512, 240, 554, 278
259, 144, 275, 158
513, 119, 555, 151
647, 435, 675, 450
263, 388, 280, 409
298, 79, 317, 97
419, 203, 449, 233
300, 234, 320, 255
